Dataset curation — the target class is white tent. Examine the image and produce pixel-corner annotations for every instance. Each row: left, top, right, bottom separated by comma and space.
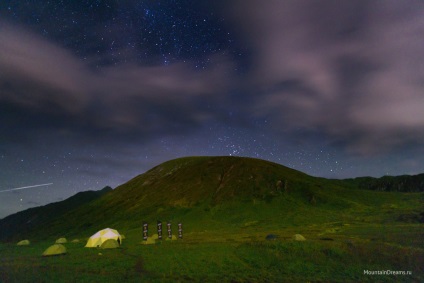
85, 228, 122, 248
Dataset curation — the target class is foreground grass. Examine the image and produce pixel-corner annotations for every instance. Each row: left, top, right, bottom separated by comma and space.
1, 224, 423, 283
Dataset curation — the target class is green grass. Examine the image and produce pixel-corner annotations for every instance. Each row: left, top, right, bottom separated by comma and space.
1, 224, 423, 282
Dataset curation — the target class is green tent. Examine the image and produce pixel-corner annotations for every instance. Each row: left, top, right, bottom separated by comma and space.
17, 240, 30, 246
42, 244, 67, 256
55, 237, 67, 244
100, 239, 120, 249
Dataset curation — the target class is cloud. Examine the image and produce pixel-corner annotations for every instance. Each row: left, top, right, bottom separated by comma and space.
0, 23, 234, 144
231, 0, 424, 154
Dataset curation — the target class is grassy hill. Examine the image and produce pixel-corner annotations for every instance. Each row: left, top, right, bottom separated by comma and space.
0, 186, 112, 241
0, 156, 423, 282
1, 156, 422, 241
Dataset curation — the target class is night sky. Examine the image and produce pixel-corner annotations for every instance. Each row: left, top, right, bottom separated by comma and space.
1, 0, 424, 218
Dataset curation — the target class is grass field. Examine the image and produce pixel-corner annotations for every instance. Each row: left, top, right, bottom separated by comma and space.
1, 221, 423, 282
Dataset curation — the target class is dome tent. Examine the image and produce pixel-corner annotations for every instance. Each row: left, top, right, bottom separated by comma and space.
100, 239, 120, 249
265, 234, 278, 240
293, 234, 306, 241
165, 235, 177, 241
56, 237, 67, 244
42, 244, 67, 256
141, 237, 156, 245
17, 240, 30, 246
85, 228, 122, 248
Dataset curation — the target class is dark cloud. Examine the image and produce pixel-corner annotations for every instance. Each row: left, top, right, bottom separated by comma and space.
0, 23, 235, 144
231, 0, 424, 155
5, 0, 423, 157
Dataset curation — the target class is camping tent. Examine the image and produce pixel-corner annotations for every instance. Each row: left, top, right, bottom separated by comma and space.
56, 237, 67, 244
265, 234, 278, 241
141, 237, 156, 245
293, 234, 306, 241
85, 228, 122, 248
42, 244, 67, 256
17, 240, 30, 246
100, 239, 120, 249
165, 235, 177, 241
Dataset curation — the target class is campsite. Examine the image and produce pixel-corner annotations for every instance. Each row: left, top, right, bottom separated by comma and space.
2, 0, 424, 281
1, 223, 423, 282
1, 156, 423, 282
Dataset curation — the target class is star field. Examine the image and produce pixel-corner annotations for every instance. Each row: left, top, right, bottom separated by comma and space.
1, 0, 424, 218
3, 1, 241, 68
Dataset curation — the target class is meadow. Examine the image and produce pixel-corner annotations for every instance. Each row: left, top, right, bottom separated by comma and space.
1, 220, 423, 282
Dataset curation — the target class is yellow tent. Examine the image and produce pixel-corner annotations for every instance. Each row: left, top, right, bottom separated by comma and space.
85, 228, 122, 248
141, 237, 156, 245
165, 235, 177, 241
17, 240, 30, 246
293, 234, 306, 241
100, 239, 120, 249
42, 244, 67, 256
55, 237, 67, 244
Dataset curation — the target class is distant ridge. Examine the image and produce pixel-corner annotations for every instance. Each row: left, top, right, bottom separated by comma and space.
0, 186, 112, 240
341, 174, 424, 192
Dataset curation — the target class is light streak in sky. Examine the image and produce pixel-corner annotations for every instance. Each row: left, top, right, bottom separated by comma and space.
0, 183, 53, 193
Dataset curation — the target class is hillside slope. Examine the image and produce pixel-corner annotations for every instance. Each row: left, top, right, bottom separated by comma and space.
1, 156, 422, 241
0, 186, 112, 241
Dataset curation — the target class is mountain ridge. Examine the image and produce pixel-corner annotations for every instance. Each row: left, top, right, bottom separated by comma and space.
0, 156, 422, 242
0, 186, 112, 240
340, 173, 424, 192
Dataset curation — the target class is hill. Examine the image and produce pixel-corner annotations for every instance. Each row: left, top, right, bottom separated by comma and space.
0, 186, 112, 241
340, 174, 424, 192
0, 156, 422, 242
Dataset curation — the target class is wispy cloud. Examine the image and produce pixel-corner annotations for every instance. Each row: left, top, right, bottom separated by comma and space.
231, 0, 424, 154
0, 23, 234, 143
